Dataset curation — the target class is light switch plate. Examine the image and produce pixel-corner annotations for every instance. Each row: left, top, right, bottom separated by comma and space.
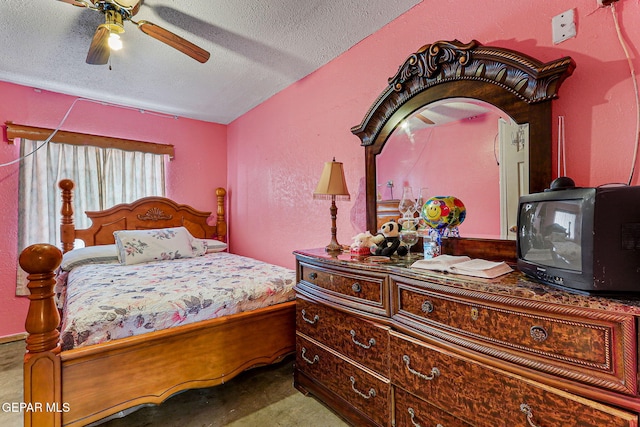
552, 9, 576, 44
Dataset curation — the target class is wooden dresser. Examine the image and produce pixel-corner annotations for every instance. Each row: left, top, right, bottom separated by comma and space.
293, 248, 640, 427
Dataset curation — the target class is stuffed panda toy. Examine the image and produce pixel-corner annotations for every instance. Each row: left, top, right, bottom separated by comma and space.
374, 220, 408, 257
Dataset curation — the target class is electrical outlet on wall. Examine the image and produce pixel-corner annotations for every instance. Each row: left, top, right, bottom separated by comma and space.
552, 9, 576, 45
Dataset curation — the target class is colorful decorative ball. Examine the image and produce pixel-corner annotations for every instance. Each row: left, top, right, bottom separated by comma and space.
420, 196, 466, 230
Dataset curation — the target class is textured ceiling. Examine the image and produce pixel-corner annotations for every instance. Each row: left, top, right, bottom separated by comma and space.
0, 0, 420, 124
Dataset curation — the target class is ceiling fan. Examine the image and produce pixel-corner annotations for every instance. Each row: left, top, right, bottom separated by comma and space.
59, 0, 210, 65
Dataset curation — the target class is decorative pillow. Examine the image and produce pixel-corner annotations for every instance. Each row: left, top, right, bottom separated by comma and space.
113, 227, 198, 265
60, 244, 119, 271
190, 238, 207, 257
199, 239, 228, 253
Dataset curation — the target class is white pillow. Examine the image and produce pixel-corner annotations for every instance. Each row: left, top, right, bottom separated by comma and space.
113, 227, 198, 265
60, 244, 119, 271
199, 239, 228, 253
190, 238, 207, 257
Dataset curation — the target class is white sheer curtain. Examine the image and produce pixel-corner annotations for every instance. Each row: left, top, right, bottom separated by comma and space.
17, 139, 165, 295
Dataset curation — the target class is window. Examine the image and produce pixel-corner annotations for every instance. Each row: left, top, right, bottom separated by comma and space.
19, 138, 166, 246
553, 209, 576, 240
16, 137, 166, 295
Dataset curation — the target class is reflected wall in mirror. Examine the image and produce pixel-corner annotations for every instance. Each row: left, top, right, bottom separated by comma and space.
352, 40, 575, 260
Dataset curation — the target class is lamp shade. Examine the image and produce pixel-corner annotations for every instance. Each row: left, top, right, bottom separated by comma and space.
313, 159, 350, 201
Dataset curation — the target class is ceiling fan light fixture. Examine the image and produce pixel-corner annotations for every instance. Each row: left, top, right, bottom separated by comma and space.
104, 9, 125, 34
67, 0, 209, 64
108, 33, 122, 51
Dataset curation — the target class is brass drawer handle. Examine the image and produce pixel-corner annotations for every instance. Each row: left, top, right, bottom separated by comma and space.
301, 309, 319, 325
349, 376, 376, 399
350, 329, 375, 349
520, 403, 541, 427
403, 355, 440, 381
351, 282, 362, 293
421, 300, 434, 314
300, 347, 319, 365
407, 408, 443, 427
308, 272, 318, 280
530, 325, 548, 342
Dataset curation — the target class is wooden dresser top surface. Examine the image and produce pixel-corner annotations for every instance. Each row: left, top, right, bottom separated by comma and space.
294, 248, 640, 316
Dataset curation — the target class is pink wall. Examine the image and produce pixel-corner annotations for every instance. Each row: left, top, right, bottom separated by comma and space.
0, 82, 226, 339
227, 0, 640, 266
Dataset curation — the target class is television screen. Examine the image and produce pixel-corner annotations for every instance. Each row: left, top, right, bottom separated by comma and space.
518, 199, 583, 272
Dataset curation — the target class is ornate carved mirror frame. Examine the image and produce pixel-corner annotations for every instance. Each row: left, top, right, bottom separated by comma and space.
351, 40, 575, 260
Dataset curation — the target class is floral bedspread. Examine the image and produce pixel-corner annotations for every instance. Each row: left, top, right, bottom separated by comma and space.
59, 252, 296, 350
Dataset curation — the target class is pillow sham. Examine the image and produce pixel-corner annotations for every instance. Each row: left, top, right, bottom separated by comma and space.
199, 239, 228, 253
190, 238, 207, 257
60, 244, 119, 271
114, 227, 198, 265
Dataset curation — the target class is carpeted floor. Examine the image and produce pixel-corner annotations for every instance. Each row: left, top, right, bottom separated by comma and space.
0, 340, 349, 427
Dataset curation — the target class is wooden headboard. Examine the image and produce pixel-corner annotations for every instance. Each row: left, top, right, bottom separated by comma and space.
59, 179, 227, 253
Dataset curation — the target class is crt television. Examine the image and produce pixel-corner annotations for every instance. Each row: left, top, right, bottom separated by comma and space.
516, 184, 640, 293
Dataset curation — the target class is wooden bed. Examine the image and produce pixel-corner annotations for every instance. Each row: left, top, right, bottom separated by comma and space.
19, 179, 296, 427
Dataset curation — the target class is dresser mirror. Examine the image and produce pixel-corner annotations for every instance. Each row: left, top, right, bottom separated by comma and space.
377, 98, 511, 239
351, 40, 575, 259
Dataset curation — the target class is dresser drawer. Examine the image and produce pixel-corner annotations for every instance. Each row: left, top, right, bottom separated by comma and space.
390, 331, 638, 427
299, 262, 387, 313
393, 280, 637, 395
394, 387, 472, 427
296, 298, 389, 376
296, 335, 390, 426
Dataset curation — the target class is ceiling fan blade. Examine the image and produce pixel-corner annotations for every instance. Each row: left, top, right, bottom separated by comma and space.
86, 25, 111, 65
416, 114, 435, 125
130, 1, 141, 16
57, 0, 89, 6
136, 20, 210, 63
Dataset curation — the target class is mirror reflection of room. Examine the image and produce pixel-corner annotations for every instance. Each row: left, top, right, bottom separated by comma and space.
518, 199, 582, 270
377, 99, 527, 239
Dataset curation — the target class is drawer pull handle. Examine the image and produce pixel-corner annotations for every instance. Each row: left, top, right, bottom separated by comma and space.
520, 403, 541, 427
407, 408, 443, 427
350, 330, 375, 349
351, 282, 362, 293
300, 347, 319, 365
530, 326, 548, 342
403, 355, 440, 381
349, 376, 376, 399
421, 300, 434, 314
301, 309, 320, 325
308, 272, 318, 280
408, 408, 421, 427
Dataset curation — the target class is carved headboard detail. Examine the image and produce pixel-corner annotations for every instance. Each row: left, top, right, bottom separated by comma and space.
137, 207, 174, 221
59, 179, 226, 252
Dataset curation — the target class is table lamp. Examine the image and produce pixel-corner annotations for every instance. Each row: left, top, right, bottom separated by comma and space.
313, 158, 350, 252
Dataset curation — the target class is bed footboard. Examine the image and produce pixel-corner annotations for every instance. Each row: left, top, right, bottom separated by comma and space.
20, 243, 296, 427
60, 301, 295, 426
20, 244, 64, 427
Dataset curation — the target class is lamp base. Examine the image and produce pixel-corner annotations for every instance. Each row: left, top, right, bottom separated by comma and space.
325, 241, 343, 253
324, 198, 343, 253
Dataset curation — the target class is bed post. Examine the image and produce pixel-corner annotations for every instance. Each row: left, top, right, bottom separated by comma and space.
215, 187, 227, 242
19, 244, 63, 427
59, 179, 75, 253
